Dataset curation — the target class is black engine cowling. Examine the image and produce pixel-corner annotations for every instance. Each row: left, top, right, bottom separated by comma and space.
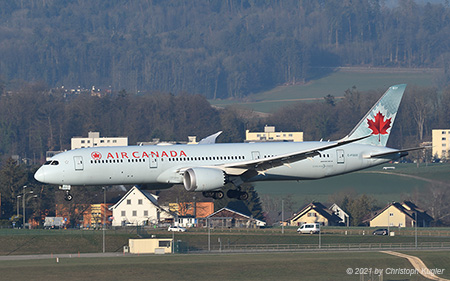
183, 167, 226, 192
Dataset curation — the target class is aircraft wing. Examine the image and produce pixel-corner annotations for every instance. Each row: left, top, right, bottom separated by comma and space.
219, 135, 370, 176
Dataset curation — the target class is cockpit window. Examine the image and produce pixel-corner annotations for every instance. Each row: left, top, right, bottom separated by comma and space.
44, 160, 59, 166
44, 161, 52, 165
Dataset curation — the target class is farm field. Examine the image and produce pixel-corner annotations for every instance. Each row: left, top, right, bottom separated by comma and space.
0, 250, 448, 281
210, 68, 438, 113
254, 163, 450, 206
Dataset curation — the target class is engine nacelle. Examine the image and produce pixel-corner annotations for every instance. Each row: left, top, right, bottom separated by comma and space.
183, 167, 226, 192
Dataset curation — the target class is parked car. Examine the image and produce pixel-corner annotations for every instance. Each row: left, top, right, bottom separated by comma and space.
372, 228, 389, 235
168, 225, 186, 232
297, 223, 320, 234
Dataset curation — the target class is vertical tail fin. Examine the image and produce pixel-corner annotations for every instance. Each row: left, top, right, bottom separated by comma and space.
346, 84, 406, 146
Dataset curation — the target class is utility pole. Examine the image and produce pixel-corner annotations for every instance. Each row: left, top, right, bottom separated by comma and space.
282, 199, 284, 234
103, 186, 106, 253
415, 211, 418, 249
22, 186, 26, 228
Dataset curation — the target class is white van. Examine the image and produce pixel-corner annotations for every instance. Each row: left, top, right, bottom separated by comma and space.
297, 223, 320, 234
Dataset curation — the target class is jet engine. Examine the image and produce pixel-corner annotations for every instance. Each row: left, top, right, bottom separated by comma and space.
183, 167, 226, 192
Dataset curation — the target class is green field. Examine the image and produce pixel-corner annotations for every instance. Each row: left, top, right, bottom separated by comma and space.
254, 163, 450, 206
1, 228, 449, 280
0, 251, 449, 281
210, 68, 438, 113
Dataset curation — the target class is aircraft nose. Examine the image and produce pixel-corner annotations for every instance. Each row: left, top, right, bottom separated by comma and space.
34, 166, 46, 183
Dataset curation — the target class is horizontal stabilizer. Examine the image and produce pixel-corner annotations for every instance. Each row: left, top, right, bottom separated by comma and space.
364, 147, 425, 159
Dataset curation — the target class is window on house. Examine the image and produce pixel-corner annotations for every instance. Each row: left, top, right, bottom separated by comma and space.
138, 199, 143, 205
121, 211, 125, 217
127, 199, 131, 205
159, 241, 171, 248
144, 210, 148, 216
132, 210, 137, 216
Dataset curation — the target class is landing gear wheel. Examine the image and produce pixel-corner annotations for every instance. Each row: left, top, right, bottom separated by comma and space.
227, 189, 239, 198
227, 189, 248, 200
202, 191, 214, 198
65, 191, 73, 201
213, 191, 224, 200
238, 192, 249, 201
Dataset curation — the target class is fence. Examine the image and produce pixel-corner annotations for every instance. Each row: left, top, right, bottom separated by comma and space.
188, 241, 450, 253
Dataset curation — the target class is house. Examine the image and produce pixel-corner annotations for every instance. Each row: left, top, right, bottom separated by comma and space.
55, 203, 112, 228
109, 186, 173, 226
370, 201, 434, 228
203, 207, 266, 228
169, 202, 214, 217
169, 201, 215, 227
289, 202, 342, 226
328, 203, 350, 227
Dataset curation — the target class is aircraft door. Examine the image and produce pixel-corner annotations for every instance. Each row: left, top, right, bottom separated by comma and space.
149, 157, 158, 169
74, 156, 84, 170
337, 149, 345, 164
251, 151, 261, 160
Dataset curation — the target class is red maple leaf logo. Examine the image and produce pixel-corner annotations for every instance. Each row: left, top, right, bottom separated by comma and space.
91, 151, 102, 160
367, 111, 392, 141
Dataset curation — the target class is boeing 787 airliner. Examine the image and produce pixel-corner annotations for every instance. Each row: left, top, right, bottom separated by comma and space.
35, 84, 419, 201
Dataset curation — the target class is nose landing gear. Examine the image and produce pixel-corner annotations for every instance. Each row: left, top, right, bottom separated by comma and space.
60, 185, 73, 201
65, 191, 73, 201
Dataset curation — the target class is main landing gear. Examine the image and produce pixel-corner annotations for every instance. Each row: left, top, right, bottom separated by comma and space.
202, 191, 224, 200
227, 189, 249, 200
202, 189, 249, 200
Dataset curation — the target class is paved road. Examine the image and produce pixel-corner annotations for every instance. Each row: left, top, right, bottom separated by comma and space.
0, 252, 128, 261
382, 251, 449, 281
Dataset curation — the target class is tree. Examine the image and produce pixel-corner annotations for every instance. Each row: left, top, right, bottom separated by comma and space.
0, 158, 28, 218
409, 183, 450, 226
345, 194, 378, 226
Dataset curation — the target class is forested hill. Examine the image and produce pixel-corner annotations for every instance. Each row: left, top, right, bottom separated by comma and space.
1, 0, 449, 98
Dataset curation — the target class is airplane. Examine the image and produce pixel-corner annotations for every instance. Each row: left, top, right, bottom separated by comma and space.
35, 84, 420, 201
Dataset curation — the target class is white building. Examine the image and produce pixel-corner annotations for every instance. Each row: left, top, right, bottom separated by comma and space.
71, 131, 128, 150
246, 125, 303, 142
328, 203, 350, 227
109, 186, 173, 226
432, 129, 450, 160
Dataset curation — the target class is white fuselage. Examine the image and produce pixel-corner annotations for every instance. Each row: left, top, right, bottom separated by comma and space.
34, 141, 398, 187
